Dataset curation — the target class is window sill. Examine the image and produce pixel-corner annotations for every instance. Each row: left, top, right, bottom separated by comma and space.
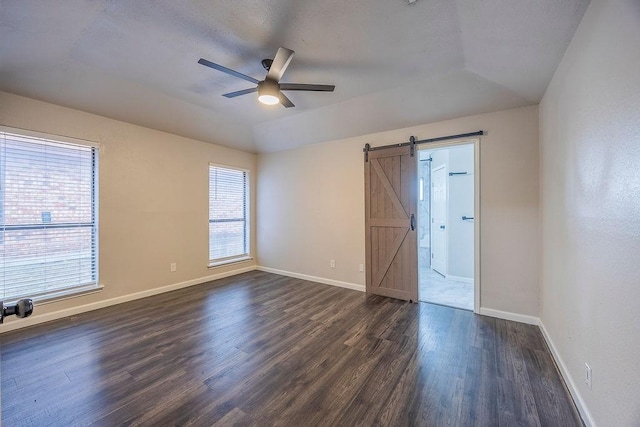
208, 256, 254, 269
12, 284, 104, 306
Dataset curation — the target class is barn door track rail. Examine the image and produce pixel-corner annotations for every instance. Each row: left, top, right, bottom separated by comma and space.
363, 130, 484, 162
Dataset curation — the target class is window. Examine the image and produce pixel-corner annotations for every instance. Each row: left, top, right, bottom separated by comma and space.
209, 164, 249, 266
0, 128, 99, 302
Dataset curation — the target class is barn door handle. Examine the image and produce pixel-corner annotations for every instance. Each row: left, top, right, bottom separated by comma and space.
410, 214, 415, 231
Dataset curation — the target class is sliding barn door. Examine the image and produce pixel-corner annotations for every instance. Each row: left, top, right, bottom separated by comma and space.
365, 145, 418, 302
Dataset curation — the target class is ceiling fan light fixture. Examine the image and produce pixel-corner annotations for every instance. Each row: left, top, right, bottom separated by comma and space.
258, 94, 280, 105
258, 80, 280, 105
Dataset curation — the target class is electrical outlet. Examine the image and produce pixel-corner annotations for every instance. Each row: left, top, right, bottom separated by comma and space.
170, 263, 177, 272
330, 260, 336, 268
359, 264, 364, 272
585, 363, 592, 389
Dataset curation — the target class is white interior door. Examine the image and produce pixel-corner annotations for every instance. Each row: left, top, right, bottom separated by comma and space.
431, 164, 448, 276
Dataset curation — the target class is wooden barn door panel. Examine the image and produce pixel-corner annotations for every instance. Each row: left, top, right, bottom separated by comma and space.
365, 146, 417, 302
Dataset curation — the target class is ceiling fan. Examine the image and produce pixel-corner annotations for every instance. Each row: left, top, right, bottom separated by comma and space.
198, 47, 335, 108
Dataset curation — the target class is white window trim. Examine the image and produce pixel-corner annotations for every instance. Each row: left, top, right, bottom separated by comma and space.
208, 255, 254, 269
9, 284, 105, 306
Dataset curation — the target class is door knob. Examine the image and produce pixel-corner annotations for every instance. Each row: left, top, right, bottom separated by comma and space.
0, 299, 34, 324
440, 225, 445, 230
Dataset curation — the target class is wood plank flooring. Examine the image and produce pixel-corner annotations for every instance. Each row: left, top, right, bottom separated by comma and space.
1, 271, 582, 426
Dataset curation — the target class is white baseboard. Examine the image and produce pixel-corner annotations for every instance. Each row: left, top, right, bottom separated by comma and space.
539, 320, 594, 427
478, 307, 539, 325
1, 264, 257, 333
256, 266, 365, 292
447, 275, 474, 283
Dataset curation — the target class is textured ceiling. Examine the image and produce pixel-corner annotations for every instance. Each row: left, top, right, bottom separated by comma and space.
0, 0, 589, 153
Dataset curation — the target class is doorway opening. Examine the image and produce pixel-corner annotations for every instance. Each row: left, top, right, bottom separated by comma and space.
417, 142, 476, 311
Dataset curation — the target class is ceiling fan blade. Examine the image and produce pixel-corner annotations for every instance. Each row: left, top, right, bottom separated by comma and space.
198, 58, 259, 84
279, 92, 295, 108
280, 83, 335, 92
222, 87, 258, 98
266, 47, 294, 82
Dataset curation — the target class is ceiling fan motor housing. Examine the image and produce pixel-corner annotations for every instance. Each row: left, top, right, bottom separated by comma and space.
258, 79, 279, 92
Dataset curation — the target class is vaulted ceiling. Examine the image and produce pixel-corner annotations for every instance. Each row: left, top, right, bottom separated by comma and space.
0, 0, 589, 152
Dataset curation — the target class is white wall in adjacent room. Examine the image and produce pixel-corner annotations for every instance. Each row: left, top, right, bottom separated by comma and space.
446, 144, 474, 280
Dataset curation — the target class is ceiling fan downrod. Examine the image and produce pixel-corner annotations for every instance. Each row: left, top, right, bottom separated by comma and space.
261, 59, 273, 71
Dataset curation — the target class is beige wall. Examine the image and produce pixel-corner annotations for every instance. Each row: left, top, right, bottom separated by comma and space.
539, 0, 640, 425
0, 91, 257, 328
258, 104, 540, 317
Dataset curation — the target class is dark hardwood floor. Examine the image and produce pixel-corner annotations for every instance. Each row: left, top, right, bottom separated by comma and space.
1, 271, 582, 426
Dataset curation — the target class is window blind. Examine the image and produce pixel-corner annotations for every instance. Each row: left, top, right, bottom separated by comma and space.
209, 165, 248, 263
0, 130, 98, 302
